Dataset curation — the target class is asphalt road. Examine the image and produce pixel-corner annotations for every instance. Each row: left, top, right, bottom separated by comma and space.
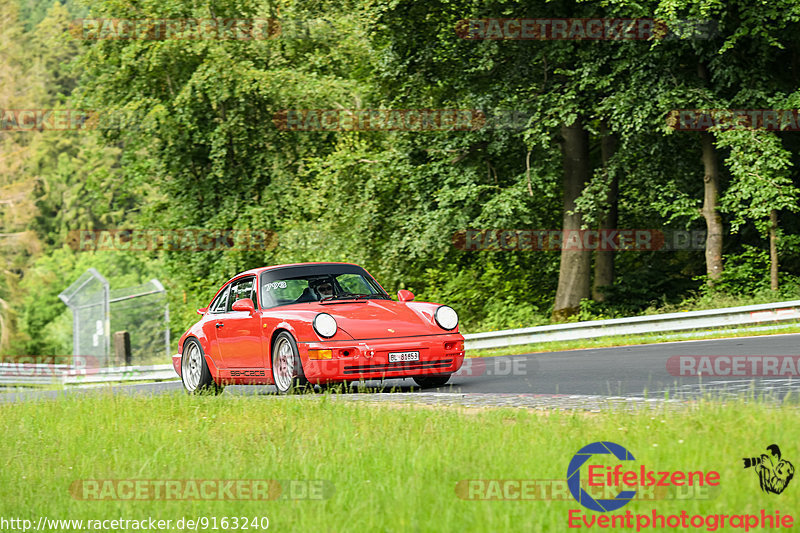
2, 333, 798, 404
440, 333, 800, 399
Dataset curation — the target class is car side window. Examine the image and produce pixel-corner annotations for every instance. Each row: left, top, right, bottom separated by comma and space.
228, 277, 257, 311
209, 286, 230, 314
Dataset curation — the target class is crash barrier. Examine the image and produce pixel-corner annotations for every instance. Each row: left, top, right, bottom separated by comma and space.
3, 300, 800, 386
463, 300, 800, 350
0, 363, 176, 386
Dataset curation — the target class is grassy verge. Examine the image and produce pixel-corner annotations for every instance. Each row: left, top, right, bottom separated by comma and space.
0, 393, 797, 531
468, 324, 800, 358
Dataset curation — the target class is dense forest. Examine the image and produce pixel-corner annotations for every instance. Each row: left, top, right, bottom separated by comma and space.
3, 0, 800, 357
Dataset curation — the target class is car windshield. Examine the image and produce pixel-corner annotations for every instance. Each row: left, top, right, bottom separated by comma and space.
259, 265, 390, 308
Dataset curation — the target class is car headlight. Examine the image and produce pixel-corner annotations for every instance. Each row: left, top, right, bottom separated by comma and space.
313, 313, 337, 338
434, 306, 458, 330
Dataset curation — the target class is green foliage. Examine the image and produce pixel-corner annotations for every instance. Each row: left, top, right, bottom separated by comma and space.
716, 130, 799, 235
17, 0, 87, 31
10, 247, 167, 356
5, 0, 800, 356
699, 246, 800, 298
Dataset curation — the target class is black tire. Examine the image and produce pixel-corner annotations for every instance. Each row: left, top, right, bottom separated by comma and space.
413, 374, 452, 389
271, 331, 309, 394
181, 338, 224, 395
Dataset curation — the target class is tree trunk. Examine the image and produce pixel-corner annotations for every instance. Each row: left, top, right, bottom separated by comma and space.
592, 124, 618, 302
552, 118, 592, 320
697, 61, 724, 285
770, 210, 779, 291
700, 132, 723, 284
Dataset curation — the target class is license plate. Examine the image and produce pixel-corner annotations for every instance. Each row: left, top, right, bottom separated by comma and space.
388, 351, 420, 362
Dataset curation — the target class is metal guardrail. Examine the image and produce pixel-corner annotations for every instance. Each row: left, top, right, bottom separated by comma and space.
0, 363, 177, 387
463, 299, 800, 350
0, 364, 73, 386
3, 299, 800, 387
65, 364, 177, 385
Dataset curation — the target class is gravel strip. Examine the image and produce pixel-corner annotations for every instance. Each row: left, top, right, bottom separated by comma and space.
321, 392, 685, 412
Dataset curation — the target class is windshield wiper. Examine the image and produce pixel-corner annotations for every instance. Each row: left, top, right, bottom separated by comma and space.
322, 293, 380, 302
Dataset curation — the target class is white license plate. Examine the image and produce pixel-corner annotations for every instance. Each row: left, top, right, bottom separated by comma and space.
388, 351, 420, 362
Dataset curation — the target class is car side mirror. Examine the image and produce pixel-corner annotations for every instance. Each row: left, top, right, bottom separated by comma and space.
231, 298, 255, 314
397, 290, 415, 302
197, 307, 208, 315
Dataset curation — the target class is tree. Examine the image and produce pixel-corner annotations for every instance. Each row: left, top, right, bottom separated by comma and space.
592, 123, 618, 302
717, 129, 798, 290
552, 118, 591, 319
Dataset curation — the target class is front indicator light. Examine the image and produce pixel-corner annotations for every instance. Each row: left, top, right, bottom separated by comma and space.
308, 349, 333, 360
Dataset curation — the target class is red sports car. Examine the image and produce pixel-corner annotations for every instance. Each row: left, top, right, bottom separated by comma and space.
173, 262, 465, 394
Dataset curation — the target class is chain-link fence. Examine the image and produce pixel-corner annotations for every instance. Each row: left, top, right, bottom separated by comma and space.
58, 268, 110, 366
59, 269, 169, 367
109, 280, 169, 366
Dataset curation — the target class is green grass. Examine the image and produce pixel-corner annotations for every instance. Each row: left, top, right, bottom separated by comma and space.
0, 393, 798, 532
469, 324, 800, 358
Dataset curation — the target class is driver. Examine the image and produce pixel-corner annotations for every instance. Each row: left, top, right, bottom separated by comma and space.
312, 279, 334, 300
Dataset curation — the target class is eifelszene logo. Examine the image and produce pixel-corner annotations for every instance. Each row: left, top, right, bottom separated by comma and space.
567, 442, 637, 512
743, 444, 794, 495
563, 442, 795, 530
567, 441, 720, 512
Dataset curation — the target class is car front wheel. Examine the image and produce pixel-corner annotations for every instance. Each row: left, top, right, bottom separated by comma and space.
413, 374, 451, 389
272, 332, 309, 394
181, 338, 223, 395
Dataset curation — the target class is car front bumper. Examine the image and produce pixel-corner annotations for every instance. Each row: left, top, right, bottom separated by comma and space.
298, 334, 465, 383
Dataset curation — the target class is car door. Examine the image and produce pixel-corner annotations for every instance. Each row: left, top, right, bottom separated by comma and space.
205, 284, 231, 362
213, 276, 265, 368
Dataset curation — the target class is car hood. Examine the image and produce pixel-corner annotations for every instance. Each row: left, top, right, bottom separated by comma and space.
318, 299, 446, 339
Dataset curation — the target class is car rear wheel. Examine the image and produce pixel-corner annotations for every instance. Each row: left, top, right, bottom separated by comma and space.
181, 338, 223, 395
272, 332, 309, 394
413, 374, 451, 389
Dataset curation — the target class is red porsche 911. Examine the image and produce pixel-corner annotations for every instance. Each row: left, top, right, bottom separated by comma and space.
173, 262, 465, 394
